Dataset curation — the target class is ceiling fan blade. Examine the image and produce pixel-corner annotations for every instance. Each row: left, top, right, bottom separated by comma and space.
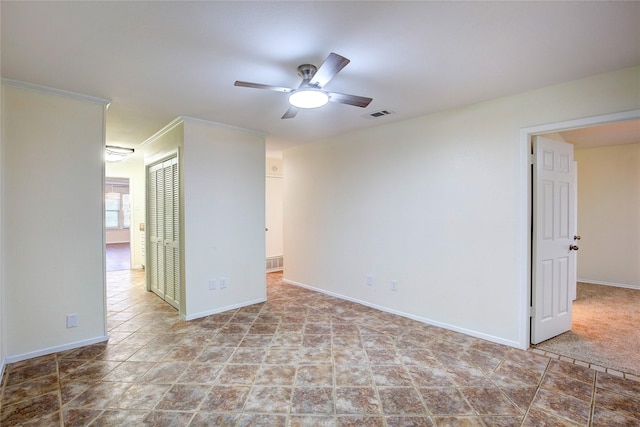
328, 92, 373, 108
308, 52, 350, 88
234, 81, 294, 93
281, 106, 298, 119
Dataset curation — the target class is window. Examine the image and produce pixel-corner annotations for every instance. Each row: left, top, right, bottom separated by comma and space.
122, 194, 131, 229
105, 193, 121, 228
105, 178, 131, 229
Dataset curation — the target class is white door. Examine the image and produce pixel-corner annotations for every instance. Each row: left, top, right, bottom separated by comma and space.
147, 156, 180, 310
571, 161, 578, 301
531, 136, 577, 344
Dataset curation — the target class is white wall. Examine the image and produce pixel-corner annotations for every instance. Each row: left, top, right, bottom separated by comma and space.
105, 155, 146, 268
2, 82, 108, 361
283, 66, 640, 348
182, 118, 266, 319
575, 143, 640, 288
105, 229, 130, 245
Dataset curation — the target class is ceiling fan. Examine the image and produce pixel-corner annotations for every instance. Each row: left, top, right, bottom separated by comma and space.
234, 52, 373, 119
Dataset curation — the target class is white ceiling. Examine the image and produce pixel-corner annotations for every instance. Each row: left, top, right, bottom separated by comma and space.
2, 1, 639, 155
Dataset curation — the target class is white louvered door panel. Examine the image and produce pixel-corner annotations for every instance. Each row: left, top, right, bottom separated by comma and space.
157, 161, 166, 298
148, 163, 164, 298
163, 157, 179, 309
170, 159, 180, 306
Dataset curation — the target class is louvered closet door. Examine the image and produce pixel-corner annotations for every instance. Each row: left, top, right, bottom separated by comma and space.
147, 155, 180, 310
148, 162, 165, 299
163, 157, 180, 309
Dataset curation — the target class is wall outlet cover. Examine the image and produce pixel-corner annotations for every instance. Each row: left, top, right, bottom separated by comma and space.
66, 314, 78, 328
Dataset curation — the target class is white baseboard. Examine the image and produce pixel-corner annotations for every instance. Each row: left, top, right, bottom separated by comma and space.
0, 357, 5, 381
282, 279, 520, 349
578, 278, 639, 290
5, 335, 109, 365
183, 298, 267, 321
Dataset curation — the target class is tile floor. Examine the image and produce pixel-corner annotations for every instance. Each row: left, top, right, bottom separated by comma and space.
1, 270, 639, 426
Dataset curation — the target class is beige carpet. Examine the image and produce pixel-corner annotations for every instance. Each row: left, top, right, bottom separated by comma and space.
534, 282, 640, 376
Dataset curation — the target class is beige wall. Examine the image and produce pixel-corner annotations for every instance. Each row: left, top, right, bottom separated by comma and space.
266, 158, 283, 259
2, 82, 109, 361
143, 118, 266, 320
182, 118, 266, 319
575, 143, 640, 288
283, 66, 640, 349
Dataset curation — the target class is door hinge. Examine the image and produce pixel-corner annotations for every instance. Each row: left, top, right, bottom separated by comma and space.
528, 306, 534, 317
529, 154, 535, 165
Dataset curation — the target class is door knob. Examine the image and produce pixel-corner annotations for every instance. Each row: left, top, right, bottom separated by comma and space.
574, 235, 581, 241
569, 245, 579, 251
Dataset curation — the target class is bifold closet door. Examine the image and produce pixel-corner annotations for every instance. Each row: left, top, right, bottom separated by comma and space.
147, 156, 180, 310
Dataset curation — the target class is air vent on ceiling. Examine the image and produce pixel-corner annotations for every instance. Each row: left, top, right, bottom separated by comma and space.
365, 109, 395, 119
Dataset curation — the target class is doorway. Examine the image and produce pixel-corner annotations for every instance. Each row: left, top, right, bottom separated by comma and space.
105, 177, 132, 271
521, 110, 640, 358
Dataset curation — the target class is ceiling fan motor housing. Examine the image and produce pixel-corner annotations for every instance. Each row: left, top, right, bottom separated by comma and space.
297, 64, 318, 85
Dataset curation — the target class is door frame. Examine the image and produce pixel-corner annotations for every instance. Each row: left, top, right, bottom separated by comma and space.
518, 109, 640, 350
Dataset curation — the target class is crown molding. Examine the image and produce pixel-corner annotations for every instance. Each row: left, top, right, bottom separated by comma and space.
1, 79, 111, 106
181, 116, 266, 138
140, 117, 185, 146
141, 116, 266, 147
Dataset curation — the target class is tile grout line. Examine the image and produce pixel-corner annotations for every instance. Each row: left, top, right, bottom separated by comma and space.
363, 326, 388, 425
532, 348, 638, 380
517, 353, 551, 427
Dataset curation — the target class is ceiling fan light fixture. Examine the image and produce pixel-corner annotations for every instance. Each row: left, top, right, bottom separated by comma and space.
288, 89, 329, 109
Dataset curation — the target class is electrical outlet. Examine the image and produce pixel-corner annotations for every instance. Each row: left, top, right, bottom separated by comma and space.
220, 278, 228, 289
366, 275, 374, 287
66, 314, 78, 328
391, 280, 398, 291
209, 280, 217, 290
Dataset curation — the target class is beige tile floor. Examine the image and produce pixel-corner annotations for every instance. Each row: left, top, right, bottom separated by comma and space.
1, 270, 639, 426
